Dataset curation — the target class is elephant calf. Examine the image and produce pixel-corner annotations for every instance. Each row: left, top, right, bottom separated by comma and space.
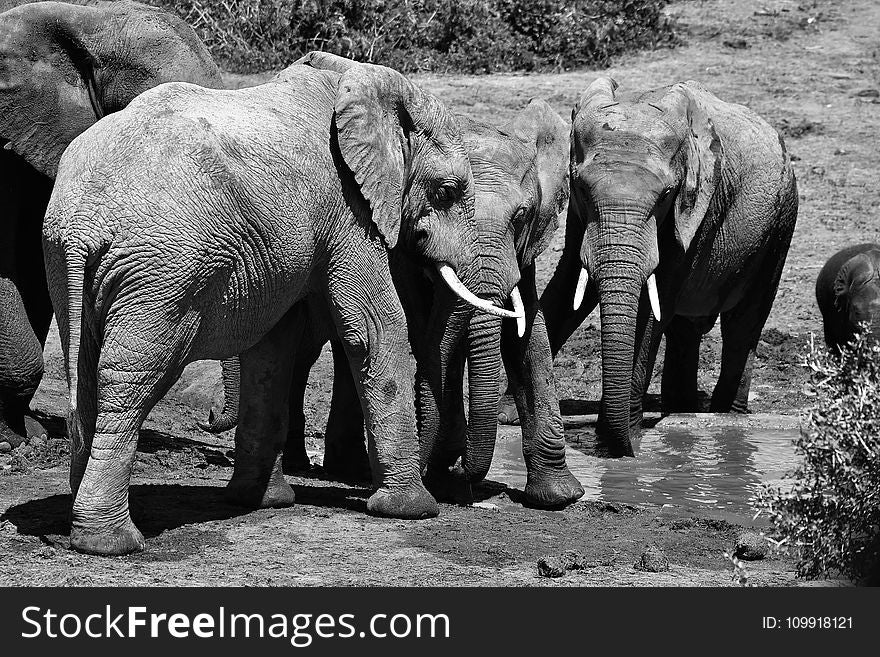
816, 243, 880, 353
42, 60, 517, 556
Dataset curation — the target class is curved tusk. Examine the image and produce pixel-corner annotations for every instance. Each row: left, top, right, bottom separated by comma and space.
573, 267, 589, 310
437, 264, 523, 319
510, 286, 526, 337
647, 272, 661, 322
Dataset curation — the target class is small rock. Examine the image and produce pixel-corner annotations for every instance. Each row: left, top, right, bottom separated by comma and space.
855, 88, 879, 98
561, 550, 588, 571
537, 556, 566, 578
722, 38, 749, 49
734, 531, 768, 560
0, 442, 10, 453
635, 544, 669, 572
472, 501, 498, 511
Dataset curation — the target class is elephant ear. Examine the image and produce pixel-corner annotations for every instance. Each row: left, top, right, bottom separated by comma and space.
293, 50, 359, 74
667, 81, 725, 253
573, 76, 619, 118
335, 63, 431, 249
0, 3, 103, 178
506, 98, 570, 265
834, 253, 875, 310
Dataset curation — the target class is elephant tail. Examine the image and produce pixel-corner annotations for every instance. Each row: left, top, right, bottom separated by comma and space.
62, 246, 89, 451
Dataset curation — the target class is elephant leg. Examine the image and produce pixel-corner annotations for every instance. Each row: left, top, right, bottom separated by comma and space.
0, 278, 44, 450
322, 338, 370, 481
712, 250, 788, 413
70, 316, 193, 556
661, 315, 704, 412
324, 251, 437, 520
282, 311, 323, 474
226, 305, 302, 508
502, 264, 584, 508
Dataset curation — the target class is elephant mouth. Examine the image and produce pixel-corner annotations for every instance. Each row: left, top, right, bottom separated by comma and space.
436, 263, 525, 336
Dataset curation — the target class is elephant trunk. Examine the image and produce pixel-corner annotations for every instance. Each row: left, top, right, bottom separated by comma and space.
462, 310, 503, 482
416, 286, 473, 471
589, 209, 658, 458
198, 357, 240, 433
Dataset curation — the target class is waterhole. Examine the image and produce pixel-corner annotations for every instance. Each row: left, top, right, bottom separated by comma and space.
487, 414, 801, 522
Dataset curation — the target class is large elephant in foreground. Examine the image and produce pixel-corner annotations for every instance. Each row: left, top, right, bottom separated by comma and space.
43, 61, 510, 555
204, 59, 584, 508
0, 0, 222, 451
816, 243, 880, 353
536, 77, 798, 457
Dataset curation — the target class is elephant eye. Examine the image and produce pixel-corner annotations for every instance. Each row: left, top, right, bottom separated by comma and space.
430, 181, 459, 209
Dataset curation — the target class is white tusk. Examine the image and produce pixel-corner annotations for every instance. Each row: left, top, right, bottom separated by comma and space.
647, 272, 661, 322
573, 268, 589, 310
437, 264, 523, 319
510, 286, 526, 337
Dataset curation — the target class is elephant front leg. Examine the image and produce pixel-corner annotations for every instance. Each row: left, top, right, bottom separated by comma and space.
501, 264, 584, 509
227, 306, 302, 508
324, 259, 438, 520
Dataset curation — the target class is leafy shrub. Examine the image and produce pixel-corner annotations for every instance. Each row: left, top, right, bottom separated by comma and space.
150, 0, 678, 74
755, 328, 880, 584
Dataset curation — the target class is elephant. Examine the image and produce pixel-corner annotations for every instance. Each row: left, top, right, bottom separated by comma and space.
202, 61, 584, 507
532, 76, 798, 457
816, 243, 880, 353
0, 0, 222, 451
42, 59, 522, 556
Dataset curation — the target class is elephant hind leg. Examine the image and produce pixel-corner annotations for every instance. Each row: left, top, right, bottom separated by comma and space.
322, 338, 370, 481
661, 315, 710, 413
70, 316, 195, 556
227, 304, 303, 508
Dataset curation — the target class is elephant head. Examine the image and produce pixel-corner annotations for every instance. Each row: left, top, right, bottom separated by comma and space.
833, 250, 880, 344
0, 0, 222, 178
569, 76, 724, 456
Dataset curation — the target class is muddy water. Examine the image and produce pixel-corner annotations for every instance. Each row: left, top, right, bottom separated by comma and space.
487, 414, 801, 523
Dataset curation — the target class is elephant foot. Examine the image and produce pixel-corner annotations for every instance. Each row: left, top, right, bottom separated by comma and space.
225, 467, 296, 509
497, 394, 520, 425
70, 517, 145, 556
281, 445, 313, 474
524, 469, 584, 509
423, 465, 474, 506
366, 483, 439, 520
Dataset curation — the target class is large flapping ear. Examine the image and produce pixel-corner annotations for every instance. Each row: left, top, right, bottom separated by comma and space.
0, 3, 102, 177
667, 81, 725, 253
506, 98, 570, 265
834, 253, 876, 310
573, 76, 619, 119
292, 50, 359, 74
335, 63, 429, 250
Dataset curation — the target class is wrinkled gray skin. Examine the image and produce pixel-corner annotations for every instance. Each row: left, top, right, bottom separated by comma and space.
816, 243, 880, 353
205, 53, 583, 508
207, 93, 584, 508
44, 61, 485, 556
534, 77, 798, 457
0, 0, 221, 451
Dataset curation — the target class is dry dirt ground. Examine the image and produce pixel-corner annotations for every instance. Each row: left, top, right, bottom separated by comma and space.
2, 0, 876, 586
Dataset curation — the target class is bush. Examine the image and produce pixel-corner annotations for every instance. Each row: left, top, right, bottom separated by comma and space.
755, 327, 880, 584
150, 0, 678, 74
